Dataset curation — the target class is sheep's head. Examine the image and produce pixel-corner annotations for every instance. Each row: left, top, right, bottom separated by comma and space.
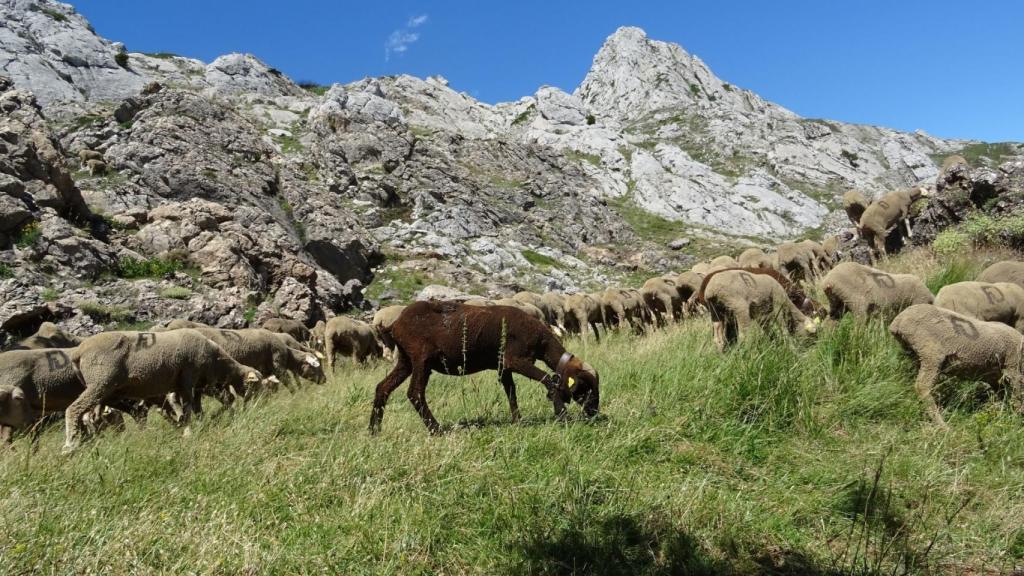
551, 353, 600, 418
293, 350, 325, 383
0, 386, 31, 428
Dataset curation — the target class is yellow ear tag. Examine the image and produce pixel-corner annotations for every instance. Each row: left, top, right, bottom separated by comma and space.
567, 377, 576, 389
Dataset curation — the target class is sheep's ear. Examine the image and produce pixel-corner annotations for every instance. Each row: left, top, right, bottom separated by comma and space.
12, 387, 25, 401
314, 351, 325, 360
919, 187, 931, 197
804, 319, 818, 334
305, 355, 320, 368
245, 372, 260, 383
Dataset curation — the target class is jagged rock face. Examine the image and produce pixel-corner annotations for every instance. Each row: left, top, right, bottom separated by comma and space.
0, 0, 147, 106
205, 53, 307, 98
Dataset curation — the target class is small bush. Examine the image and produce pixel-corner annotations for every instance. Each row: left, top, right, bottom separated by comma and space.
511, 106, 534, 126
160, 286, 193, 300
585, 114, 596, 125
521, 249, 560, 269
926, 258, 976, 293
934, 213, 1024, 254
722, 83, 733, 92
689, 83, 701, 97
40, 7, 68, 22
14, 222, 42, 248
116, 256, 184, 279
114, 52, 129, 68
243, 306, 258, 324
932, 228, 969, 256
298, 81, 329, 96
0, 263, 12, 279
41, 287, 60, 302
77, 300, 133, 323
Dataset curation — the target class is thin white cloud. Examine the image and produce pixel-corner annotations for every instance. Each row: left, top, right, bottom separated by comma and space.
385, 14, 429, 61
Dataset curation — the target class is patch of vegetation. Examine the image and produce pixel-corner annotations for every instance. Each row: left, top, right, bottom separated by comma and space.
116, 255, 187, 279
635, 140, 658, 152
364, 267, 428, 302
243, 306, 258, 324
13, 222, 42, 249
840, 149, 860, 167
933, 142, 1024, 168
564, 149, 602, 167
521, 249, 561, 269
160, 286, 193, 300
409, 125, 433, 139
297, 81, 330, 96
144, 52, 180, 60
39, 7, 68, 22
118, 119, 133, 130
273, 132, 304, 154
72, 114, 105, 130
0, 263, 12, 279
607, 195, 681, 245
688, 83, 701, 97
925, 257, 977, 293
585, 113, 596, 125
934, 212, 1024, 254
41, 287, 60, 302
722, 83, 733, 92
380, 203, 413, 224
76, 300, 133, 323
489, 175, 524, 189
617, 146, 633, 163
114, 52, 129, 69
511, 105, 534, 126
112, 319, 155, 331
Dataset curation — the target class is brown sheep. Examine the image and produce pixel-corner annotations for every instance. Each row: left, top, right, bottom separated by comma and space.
977, 261, 1024, 289
563, 292, 603, 341
369, 301, 599, 434
78, 149, 103, 164
324, 316, 382, 369
641, 277, 682, 326
821, 262, 933, 320
261, 318, 311, 344
64, 330, 271, 450
86, 159, 107, 176
843, 190, 868, 232
889, 304, 1023, 427
935, 281, 1024, 333
703, 269, 817, 350
737, 248, 775, 270
191, 327, 324, 386
859, 187, 929, 258
11, 322, 81, 350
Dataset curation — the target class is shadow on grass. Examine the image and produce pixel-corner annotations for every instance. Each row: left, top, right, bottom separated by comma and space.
509, 512, 847, 576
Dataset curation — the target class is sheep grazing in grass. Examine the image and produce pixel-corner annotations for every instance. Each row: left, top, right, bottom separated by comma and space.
64, 329, 271, 451
670, 271, 705, 315
843, 190, 868, 233
889, 304, 1024, 427
85, 159, 107, 176
369, 301, 599, 434
324, 316, 382, 369
77, 149, 103, 164
563, 292, 603, 341
977, 261, 1024, 290
261, 318, 311, 345
858, 187, 929, 258
598, 288, 644, 332
737, 248, 775, 270
702, 269, 818, 351
190, 327, 324, 386
163, 318, 213, 330
695, 267, 818, 318
821, 262, 933, 320
935, 281, 1024, 332
776, 241, 822, 281
0, 349, 94, 443
12, 322, 81, 350
707, 255, 739, 272
537, 292, 567, 332
373, 305, 406, 359
641, 277, 682, 326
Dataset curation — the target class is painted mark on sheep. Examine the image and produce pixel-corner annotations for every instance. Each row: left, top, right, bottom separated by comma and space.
44, 350, 70, 371
739, 272, 756, 289
869, 272, 895, 289
877, 200, 890, 209
136, 332, 156, 348
981, 286, 1004, 305
949, 316, 980, 340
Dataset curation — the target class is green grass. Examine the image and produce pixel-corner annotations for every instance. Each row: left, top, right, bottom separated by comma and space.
116, 256, 186, 279
488, 175, 524, 189
932, 142, 1024, 168
564, 149, 602, 167
298, 81, 330, 96
3, 307, 1021, 573
273, 132, 304, 154
521, 249, 561, 269
39, 7, 68, 22
160, 286, 193, 300
114, 52, 129, 68
0, 262, 12, 279
364, 268, 428, 302
934, 213, 1024, 255
75, 300, 133, 323
41, 287, 60, 302
13, 222, 42, 248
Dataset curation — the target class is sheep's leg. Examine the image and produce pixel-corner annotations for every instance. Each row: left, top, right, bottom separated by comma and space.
904, 218, 914, 239
63, 386, 107, 452
1, 425, 11, 447
500, 370, 521, 423
733, 306, 753, 345
406, 365, 439, 434
369, 352, 412, 434
913, 362, 946, 428
588, 320, 602, 342
712, 320, 726, 352
1003, 370, 1024, 414
324, 335, 336, 373
658, 294, 675, 325
506, 358, 567, 418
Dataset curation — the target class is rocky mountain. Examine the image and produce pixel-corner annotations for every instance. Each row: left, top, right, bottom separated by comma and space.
0, 0, 1017, 344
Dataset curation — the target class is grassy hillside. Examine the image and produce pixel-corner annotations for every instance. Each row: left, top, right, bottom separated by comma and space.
2, 250, 1023, 575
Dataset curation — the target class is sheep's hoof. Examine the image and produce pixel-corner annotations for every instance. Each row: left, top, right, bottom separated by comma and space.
61, 442, 78, 454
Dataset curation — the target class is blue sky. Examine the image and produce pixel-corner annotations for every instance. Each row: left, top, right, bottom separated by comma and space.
72, 1, 1023, 142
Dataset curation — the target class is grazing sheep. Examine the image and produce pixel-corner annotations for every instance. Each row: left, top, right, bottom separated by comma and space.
324, 316, 382, 369
64, 329, 270, 450
821, 262, 933, 320
493, 298, 547, 324
977, 261, 1024, 289
12, 322, 81, 350
191, 327, 324, 385
77, 149, 103, 164
373, 305, 407, 358
598, 289, 645, 332
512, 291, 544, 311
843, 190, 868, 232
369, 301, 599, 434
85, 159, 107, 176
821, 236, 841, 266
889, 304, 1024, 426
935, 281, 1024, 332
310, 320, 326, 350
737, 248, 774, 270
641, 277, 682, 326
691, 262, 713, 275
261, 318, 311, 344
164, 318, 214, 330
0, 349, 85, 437
777, 241, 822, 281
563, 293, 603, 341
703, 269, 817, 350
695, 267, 818, 318
708, 255, 740, 272
671, 271, 705, 315
858, 187, 929, 257
941, 155, 968, 171
538, 292, 568, 331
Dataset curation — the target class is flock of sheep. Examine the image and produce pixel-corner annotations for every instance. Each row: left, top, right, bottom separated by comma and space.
1, 177, 1023, 448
